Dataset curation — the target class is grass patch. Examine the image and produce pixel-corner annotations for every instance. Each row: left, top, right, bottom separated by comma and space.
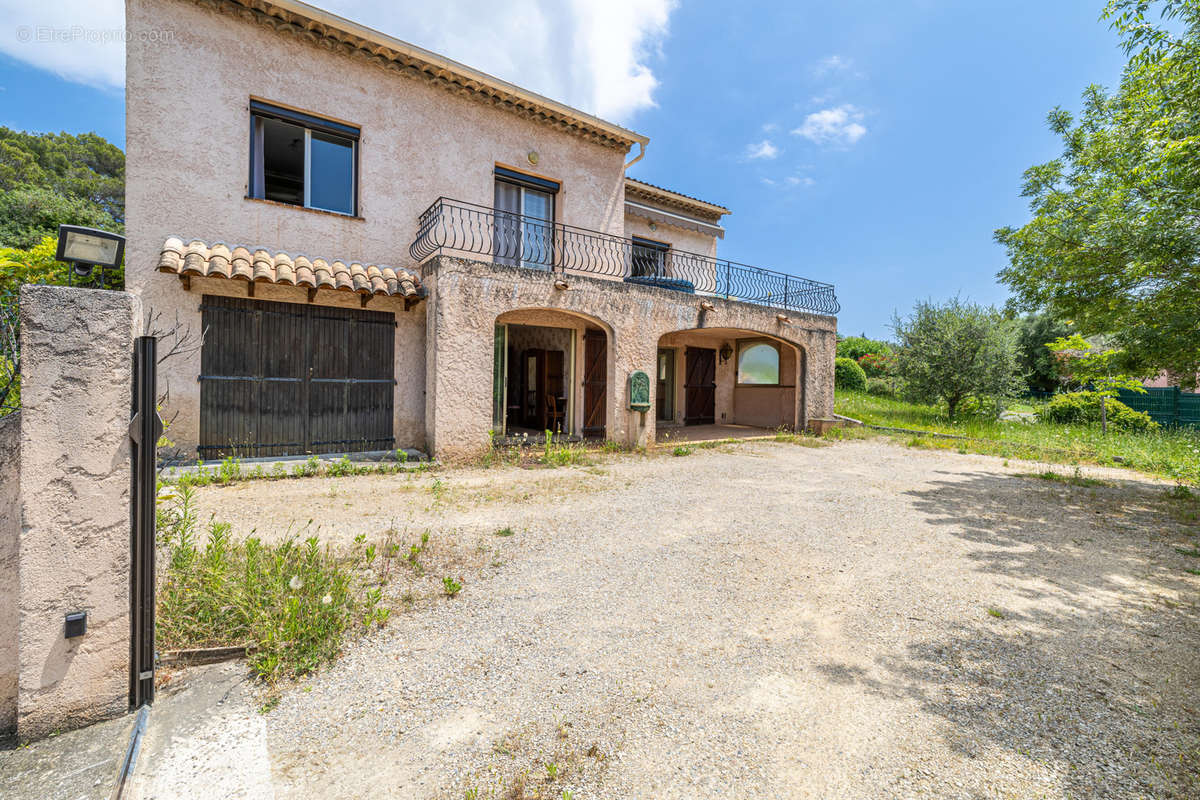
1019, 468, 1110, 488
1174, 547, 1200, 558
540, 431, 593, 467
156, 486, 392, 683
836, 390, 1200, 486
671, 445, 694, 457
986, 607, 1006, 619
494, 526, 515, 537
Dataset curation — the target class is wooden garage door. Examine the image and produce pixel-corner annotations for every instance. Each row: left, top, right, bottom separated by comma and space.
199, 295, 395, 458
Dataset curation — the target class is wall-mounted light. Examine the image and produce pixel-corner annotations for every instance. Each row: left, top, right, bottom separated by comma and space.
719, 342, 733, 363
699, 300, 715, 312
553, 278, 569, 291
528, 150, 540, 165
56, 224, 125, 289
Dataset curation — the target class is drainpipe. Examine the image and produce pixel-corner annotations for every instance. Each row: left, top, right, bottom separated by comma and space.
624, 141, 647, 170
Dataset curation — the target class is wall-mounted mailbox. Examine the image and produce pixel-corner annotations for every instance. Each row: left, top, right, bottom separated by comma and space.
64, 612, 87, 639
628, 370, 651, 413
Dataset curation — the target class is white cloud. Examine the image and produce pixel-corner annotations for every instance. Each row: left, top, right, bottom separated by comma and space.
786, 176, 815, 187
792, 105, 867, 147
814, 55, 850, 76
745, 139, 779, 160
0, 0, 676, 123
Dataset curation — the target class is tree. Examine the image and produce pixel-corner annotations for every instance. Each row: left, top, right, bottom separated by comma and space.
891, 297, 1021, 420
1015, 313, 1071, 393
0, 128, 124, 248
995, 0, 1200, 387
836, 335, 892, 361
1046, 334, 1147, 434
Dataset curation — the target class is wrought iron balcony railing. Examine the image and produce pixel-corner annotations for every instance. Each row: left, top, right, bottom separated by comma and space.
409, 197, 840, 316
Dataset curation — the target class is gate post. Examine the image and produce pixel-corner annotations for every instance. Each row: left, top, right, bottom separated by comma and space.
129, 336, 161, 708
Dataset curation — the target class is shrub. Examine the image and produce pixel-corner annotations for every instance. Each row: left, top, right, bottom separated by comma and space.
857, 352, 893, 378
1037, 391, 1158, 432
837, 335, 892, 361
866, 377, 895, 397
835, 357, 868, 391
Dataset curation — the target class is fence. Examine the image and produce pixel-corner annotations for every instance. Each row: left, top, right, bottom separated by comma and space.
1118, 387, 1200, 429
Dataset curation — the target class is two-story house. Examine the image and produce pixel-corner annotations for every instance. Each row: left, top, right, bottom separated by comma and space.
126, 0, 840, 460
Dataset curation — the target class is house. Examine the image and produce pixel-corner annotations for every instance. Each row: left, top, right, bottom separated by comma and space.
126, 0, 840, 460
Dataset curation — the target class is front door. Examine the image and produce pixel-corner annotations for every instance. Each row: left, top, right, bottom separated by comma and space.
684, 347, 716, 425
582, 329, 607, 437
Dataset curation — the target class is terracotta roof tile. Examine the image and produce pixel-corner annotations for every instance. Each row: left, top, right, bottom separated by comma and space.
157, 237, 421, 299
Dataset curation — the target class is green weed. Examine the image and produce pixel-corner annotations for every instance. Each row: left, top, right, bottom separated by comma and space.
442, 576, 463, 597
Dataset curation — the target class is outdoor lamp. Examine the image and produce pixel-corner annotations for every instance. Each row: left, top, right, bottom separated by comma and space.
56, 224, 126, 288
719, 343, 733, 364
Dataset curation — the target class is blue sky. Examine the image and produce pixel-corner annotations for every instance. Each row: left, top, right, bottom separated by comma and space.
0, 0, 1129, 338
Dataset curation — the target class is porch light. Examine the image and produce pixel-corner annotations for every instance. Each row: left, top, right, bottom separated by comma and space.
719, 342, 733, 364
56, 225, 125, 288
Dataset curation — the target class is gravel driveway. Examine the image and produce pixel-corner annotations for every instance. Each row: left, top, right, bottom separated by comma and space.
142, 438, 1200, 799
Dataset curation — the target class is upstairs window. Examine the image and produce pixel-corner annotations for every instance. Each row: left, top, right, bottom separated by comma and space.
631, 236, 669, 277
249, 100, 358, 216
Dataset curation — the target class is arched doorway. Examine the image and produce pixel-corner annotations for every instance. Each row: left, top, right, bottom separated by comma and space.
494, 309, 611, 441
655, 327, 804, 441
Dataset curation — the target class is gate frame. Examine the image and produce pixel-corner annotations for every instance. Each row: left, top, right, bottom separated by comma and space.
129, 335, 160, 709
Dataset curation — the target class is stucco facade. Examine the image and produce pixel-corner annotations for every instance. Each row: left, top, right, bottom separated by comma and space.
126, 0, 838, 460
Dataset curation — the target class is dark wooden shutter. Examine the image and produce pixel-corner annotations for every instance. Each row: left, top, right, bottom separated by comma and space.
582, 329, 607, 437
199, 295, 395, 458
684, 347, 716, 425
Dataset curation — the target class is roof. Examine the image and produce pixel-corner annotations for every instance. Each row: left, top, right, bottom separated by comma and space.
624, 178, 730, 220
193, 0, 649, 151
157, 237, 421, 298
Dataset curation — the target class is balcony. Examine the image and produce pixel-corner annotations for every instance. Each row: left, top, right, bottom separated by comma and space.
409, 198, 840, 316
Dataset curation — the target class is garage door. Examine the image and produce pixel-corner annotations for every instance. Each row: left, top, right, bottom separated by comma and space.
199, 295, 395, 458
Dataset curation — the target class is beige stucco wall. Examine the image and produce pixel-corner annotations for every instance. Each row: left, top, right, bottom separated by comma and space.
17, 286, 140, 742
423, 256, 836, 458
0, 412, 18, 740
126, 0, 628, 457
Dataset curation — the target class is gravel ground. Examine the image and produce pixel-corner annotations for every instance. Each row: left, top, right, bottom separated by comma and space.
164, 437, 1200, 799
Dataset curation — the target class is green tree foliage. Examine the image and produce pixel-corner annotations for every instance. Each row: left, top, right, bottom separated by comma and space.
1038, 391, 1158, 432
836, 335, 893, 361
0, 128, 124, 248
1015, 313, 1071, 393
834, 357, 868, 391
891, 297, 1021, 420
0, 236, 73, 294
995, 0, 1200, 386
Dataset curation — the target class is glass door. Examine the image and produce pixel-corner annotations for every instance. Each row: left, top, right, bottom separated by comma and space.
494, 178, 555, 269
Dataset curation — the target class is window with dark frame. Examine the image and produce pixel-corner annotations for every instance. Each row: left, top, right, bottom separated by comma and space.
631, 236, 670, 278
494, 166, 558, 269
249, 100, 359, 216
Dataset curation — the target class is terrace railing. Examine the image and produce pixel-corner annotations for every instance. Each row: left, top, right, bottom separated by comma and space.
409, 197, 840, 316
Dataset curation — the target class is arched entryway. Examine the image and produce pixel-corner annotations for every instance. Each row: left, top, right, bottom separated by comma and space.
494, 309, 612, 441
655, 327, 805, 442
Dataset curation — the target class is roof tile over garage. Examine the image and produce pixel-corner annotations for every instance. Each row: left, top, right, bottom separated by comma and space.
156, 237, 421, 298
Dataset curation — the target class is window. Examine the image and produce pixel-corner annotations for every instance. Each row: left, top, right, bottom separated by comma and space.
494, 166, 558, 269
738, 341, 780, 385
249, 101, 358, 216
632, 237, 670, 278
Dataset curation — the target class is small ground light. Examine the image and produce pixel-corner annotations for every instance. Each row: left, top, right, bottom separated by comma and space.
55, 225, 125, 288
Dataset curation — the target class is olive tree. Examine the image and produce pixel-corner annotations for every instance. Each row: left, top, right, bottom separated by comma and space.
891, 298, 1021, 420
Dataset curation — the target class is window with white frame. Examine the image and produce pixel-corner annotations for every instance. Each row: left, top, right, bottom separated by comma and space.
249, 100, 358, 216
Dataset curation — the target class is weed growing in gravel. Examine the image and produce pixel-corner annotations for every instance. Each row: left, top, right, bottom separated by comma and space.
544, 762, 559, 780
162, 452, 424, 489
540, 431, 592, 467
494, 527, 515, 537
157, 486, 392, 682
986, 607, 1006, 619
671, 445, 694, 457
443, 576, 463, 597
1174, 547, 1200, 558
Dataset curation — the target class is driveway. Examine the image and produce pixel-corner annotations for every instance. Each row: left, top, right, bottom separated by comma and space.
138, 438, 1199, 799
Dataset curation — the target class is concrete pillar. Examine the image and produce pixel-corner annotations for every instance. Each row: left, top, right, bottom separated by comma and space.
0, 413, 19, 741
16, 285, 141, 742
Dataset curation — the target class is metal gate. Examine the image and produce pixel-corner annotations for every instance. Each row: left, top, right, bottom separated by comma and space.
199, 295, 396, 458
130, 336, 161, 708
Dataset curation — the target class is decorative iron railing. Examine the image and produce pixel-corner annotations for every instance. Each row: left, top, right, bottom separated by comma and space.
409, 197, 840, 316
